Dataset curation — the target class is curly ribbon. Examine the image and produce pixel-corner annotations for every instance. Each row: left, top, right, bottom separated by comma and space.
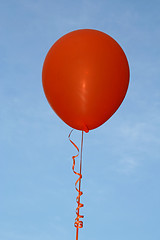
68, 130, 84, 240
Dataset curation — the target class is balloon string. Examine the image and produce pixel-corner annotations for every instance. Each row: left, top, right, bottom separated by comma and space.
68, 130, 84, 240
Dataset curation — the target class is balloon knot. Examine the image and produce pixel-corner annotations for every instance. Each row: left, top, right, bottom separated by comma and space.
83, 124, 89, 133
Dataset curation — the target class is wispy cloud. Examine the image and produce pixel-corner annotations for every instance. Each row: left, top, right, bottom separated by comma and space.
115, 156, 139, 175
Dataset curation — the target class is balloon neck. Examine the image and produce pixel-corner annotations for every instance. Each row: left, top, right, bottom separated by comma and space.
83, 124, 89, 133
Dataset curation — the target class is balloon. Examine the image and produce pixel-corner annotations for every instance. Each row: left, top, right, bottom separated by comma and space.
42, 29, 130, 132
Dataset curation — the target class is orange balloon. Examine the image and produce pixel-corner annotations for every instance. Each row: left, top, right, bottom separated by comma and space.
42, 29, 130, 132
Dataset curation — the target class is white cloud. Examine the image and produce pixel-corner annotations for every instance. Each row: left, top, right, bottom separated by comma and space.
115, 156, 139, 175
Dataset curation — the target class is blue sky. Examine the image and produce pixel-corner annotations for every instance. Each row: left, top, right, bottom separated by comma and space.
0, 0, 160, 240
